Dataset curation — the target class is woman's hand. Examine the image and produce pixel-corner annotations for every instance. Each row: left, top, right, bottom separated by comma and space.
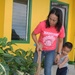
55, 54, 60, 64
36, 42, 43, 52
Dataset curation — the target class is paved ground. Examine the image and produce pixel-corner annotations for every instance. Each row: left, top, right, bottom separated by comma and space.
41, 64, 75, 75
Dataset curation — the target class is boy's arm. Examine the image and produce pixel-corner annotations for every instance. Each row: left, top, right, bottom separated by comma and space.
58, 57, 69, 68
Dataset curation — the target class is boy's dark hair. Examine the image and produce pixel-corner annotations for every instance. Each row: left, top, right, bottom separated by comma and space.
63, 42, 73, 49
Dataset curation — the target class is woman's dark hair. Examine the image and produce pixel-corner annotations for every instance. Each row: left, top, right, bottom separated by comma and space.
46, 8, 63, 32
63, 42, 73, 50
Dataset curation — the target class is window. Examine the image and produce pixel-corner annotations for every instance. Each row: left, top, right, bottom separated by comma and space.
11, 0, 31, 43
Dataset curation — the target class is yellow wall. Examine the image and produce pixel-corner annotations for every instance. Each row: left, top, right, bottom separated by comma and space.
0, 0, 75, 61
59, 0, 75, 61
0, 0, 5, 37
69, 0, 75, 62
17, 0, 50, 51
31, 0, 50, 51
3, 0, 13, 41
0, 0, 50, 51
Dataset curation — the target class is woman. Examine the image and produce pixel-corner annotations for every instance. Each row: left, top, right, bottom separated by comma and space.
32, 8, 65, 75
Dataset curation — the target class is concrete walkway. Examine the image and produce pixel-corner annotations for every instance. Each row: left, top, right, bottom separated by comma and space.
41, 65, 75, 75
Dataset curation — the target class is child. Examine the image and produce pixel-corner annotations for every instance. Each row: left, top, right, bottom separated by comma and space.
56, 42, 73, 75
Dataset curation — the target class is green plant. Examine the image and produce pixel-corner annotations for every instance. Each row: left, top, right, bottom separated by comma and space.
0, 37, 37, 75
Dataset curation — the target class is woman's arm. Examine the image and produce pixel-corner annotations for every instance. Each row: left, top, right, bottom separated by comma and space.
55, 38, 63, 63
32, 32, 42, 52
32, 32, 39, 45
57, 38, 63, 53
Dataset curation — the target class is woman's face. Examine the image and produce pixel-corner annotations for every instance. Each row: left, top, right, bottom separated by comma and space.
49, 14, 58, 26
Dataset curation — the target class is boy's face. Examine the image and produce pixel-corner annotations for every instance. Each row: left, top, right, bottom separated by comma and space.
62, 46, 71, 55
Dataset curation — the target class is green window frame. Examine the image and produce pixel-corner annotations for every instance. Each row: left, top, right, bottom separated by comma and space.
11, 0, 32, 43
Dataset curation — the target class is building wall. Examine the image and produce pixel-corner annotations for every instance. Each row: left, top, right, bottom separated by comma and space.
0, 0, 75, 62
69, 0, 75, 62
0, 0, 5, 37
0, 0, 50, 50
3, 0, 13, 41
31, 0, 50, 51
59, 0, 75, 62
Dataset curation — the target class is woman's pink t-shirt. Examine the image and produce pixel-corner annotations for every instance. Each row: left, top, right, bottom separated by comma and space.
33, 20, 65, 51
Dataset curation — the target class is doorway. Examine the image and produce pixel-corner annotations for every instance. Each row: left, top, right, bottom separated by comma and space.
50, 1, 69, 43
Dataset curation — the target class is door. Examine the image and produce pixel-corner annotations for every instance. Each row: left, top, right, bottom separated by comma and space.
50, 1, 69, 43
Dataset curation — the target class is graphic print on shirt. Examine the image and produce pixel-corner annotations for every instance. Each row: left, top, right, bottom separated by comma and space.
43, 31, 58, 46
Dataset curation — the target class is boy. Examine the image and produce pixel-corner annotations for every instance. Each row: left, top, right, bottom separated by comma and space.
56, 42, 73, 75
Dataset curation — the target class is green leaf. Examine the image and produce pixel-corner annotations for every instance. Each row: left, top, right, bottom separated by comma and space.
0, 48, 4, 54
1, 37, 7, 47
3, 53, 14, 58
14, 56, 23, 65
15, 50, 22, 56
7, 42, 17, 46
0, 62, 9, 75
